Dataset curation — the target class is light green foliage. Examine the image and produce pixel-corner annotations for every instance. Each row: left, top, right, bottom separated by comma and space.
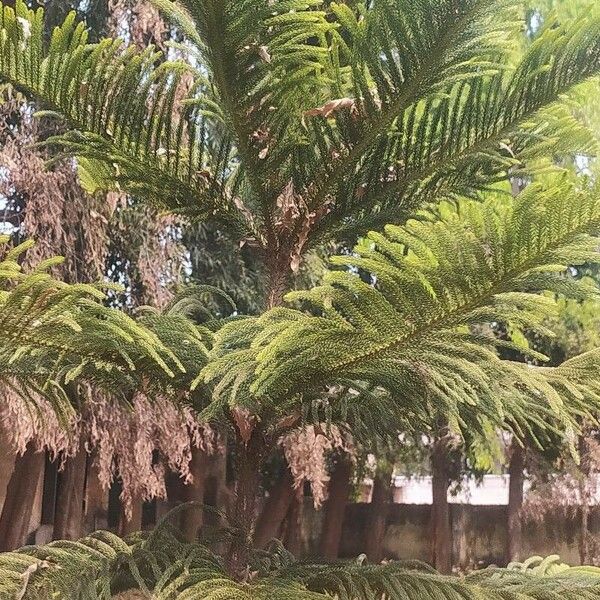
2, 517, 600, 599
203, 176, 600, 441
0, 236, 208, 417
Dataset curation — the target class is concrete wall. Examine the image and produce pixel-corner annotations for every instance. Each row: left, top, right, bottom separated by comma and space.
301, 501, 596, 568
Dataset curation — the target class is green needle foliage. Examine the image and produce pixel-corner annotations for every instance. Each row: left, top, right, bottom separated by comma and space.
2, 514, 600, 599
203, 177, 600, 444
4, 0, 600, 595
0, 235, 201, 418
1, 0, 600, 245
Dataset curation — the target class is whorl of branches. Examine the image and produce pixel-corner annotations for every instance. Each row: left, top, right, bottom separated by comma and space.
203, 177, 600, 443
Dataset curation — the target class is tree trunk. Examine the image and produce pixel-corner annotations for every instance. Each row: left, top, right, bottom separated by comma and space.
283, 493, 304, 556
365, 469, 393, 563
506, 441, 525, 564
254, 467, 295, 549
119, 498, 143, 537
0, 434, 16, 514
580, 499, 590, 565
180, 447, 207, 542
319, 456, 352, 560
84, 455, 109, 533
227, 430, 264, 577
431, 437, 452, 574
0, 445, 45, 551
53, 442, 87, 540
579, 434, 591, 565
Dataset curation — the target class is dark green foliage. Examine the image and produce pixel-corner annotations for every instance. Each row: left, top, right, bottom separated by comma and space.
2, 515, 600, 599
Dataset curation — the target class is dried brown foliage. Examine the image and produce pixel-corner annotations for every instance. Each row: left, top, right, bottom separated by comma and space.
0, 388, 213, 519
280, 424, 353, 508
0, 105, 111, 281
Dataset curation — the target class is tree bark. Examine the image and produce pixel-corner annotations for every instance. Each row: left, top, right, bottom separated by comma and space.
84, 455, 109, 533
180, 447, 207, 542
506, 441, 525, 564
53, 442, 87, 540
254, 467, 295, 549
365, 469, 393, 563
283, 493, 304, 556
227, 430, 264, 577
580, 497, 590, 565
119, 498, 143, 537
579, 435, 591, 565
431, 437, 452, 574
0, 445, 45, 551
319, 456, 352, 560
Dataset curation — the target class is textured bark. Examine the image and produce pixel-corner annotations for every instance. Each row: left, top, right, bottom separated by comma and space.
84, 456, 109, 533
227, 431, 264, 577
283, 494, 304, 556
119, 498, 143, 536
319, 457, 352, 560
365, 470, 393, 563
53, 442, 87, 540
0, 445, 45, 551
506, 442, 525, 564
254, 468, 295, 549
431, 438, 452, 574
180, 447, 208, 542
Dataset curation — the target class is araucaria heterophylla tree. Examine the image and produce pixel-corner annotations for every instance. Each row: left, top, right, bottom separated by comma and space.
3, 0, 600, 597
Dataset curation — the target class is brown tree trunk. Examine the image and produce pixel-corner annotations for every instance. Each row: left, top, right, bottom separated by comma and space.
579, 434, 591, 565
204, 437, 230, 520
0, 445, 45, 551
283, 493, 304, 556
506, 441, 525, 564
119, 498, 143, 536
254, 467, 295, 549
180, 447, 207, 542
84, 455, 109, 533
227, 430, 264, 577
319, 456, 352, 560
53, 442, 87, 540
431, 437, 452, 574
580, 498, 590, 565
365, 469, 393, 563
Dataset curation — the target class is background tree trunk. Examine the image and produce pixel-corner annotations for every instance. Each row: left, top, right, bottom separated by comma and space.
53, 441, 87, 540
319, 456, 352, 560
180, 447, 208, 542
0, 446, 45, 551
84, 455, 108, 533
119, 498, 143, 537
431, 437, 452, 574
506, 441, 525, 564
283, 494, 304, 556
579, 434, 591, 564
365, 468, 393, 563
254, 468, 295, 549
